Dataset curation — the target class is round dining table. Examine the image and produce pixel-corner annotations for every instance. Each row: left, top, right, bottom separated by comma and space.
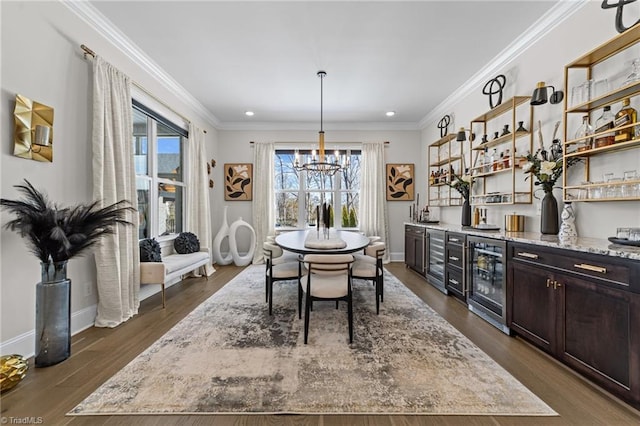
275, 229, 370, 255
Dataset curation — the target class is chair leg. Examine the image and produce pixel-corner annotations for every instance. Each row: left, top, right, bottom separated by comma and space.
268, 278, 274, 315
375, 277, 380, 315
347, 296, 353, 344
336, 301, 339, 309
298, 281, 303, 319
304, 294, 311, 344
161, 283, 166, 308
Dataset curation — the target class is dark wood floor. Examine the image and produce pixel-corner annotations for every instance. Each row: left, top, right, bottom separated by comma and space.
2, 263, 640, 425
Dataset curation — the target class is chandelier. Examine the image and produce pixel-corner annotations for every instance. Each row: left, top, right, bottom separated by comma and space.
294, 71, 346, 176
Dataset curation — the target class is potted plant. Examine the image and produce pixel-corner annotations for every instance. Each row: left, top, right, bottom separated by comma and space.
0, 180, 133, 366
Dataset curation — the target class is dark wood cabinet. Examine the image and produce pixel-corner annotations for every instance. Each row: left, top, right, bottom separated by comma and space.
508, 242, 640, 409
404, 225, 426, 277
445, 232, 466, 302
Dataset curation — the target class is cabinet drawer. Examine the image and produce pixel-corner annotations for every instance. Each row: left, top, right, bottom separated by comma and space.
446, 232, 466, 245
446, 246, 463, 269
510, 245, 632, 288
405, 225, 426, 236
446, 268, 464, 295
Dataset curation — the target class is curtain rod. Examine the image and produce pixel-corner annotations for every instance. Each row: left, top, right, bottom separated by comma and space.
80, 43, 196, 129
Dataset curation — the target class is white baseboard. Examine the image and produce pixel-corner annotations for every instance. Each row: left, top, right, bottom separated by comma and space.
0, 304, 98, 358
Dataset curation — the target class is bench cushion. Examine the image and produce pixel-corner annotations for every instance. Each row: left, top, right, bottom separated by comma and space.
163, 251, 210, 275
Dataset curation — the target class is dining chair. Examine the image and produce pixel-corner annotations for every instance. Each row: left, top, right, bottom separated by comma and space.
263, 241, 304, 316
352, 241, 386, 314
300, 254, 355, 344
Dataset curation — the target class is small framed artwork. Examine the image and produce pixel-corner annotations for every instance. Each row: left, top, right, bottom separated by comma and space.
386, 163, 414, 201
224, 163, 253, 201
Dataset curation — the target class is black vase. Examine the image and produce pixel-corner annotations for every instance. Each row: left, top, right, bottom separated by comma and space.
36, 261, 71, 367
461, 198, 472, 226
540, 191, 559, 235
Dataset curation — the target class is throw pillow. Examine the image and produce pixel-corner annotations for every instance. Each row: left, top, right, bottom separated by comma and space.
174, 232, 200, 254
140, 238, 162, 262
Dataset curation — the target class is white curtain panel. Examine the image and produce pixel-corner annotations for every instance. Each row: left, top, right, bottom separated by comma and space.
186, 124, 215, 276
92, 57, 140, 327
360, 142, 390, 262
251, 141, 275, 264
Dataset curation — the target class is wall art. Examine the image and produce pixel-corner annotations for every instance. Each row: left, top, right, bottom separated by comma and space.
13, 94, 54, 162
482, 75, 506, 109
224, 163, 253, 201
386, 163, 414, 201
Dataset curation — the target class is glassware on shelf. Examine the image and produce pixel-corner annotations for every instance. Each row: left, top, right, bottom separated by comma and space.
593, 78, 610, 98
589, 181, 603, 199
622, 170, 639, 198
622, 58, 640, 87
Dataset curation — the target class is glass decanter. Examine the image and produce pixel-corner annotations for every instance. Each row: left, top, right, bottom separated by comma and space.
623, 58, 640, 87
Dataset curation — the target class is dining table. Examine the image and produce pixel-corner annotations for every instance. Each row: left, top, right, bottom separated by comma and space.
275, 229, 370, 255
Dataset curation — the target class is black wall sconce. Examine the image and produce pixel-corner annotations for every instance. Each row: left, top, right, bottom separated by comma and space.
456, 127, 475, 142
530, 81, 564, 105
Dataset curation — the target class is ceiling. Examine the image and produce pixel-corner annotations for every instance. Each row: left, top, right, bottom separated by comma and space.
89, 1, 560, 129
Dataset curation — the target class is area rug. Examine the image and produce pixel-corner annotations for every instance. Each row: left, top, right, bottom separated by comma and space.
69, 265, 556, 416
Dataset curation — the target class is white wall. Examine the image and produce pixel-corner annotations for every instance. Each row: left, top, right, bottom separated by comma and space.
0, 1, 218, 356
422, 2, 640, 237
215, 129, 422, 261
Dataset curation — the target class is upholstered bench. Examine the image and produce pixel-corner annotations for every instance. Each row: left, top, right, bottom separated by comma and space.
140, 237, 210, 308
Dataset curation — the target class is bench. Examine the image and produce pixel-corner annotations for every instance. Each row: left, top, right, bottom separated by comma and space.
139, 238, 211, 308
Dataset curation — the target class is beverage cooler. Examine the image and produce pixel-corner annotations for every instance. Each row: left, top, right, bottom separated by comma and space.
466, 235, 509, 334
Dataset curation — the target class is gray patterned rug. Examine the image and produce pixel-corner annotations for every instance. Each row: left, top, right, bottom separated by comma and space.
69, 265, 556, 416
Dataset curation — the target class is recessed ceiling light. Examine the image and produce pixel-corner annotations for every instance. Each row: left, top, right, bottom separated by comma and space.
386, 111, 395, 117
245, 111, 254, 116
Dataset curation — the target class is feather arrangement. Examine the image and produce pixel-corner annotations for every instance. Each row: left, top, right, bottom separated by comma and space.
0, 180, 134, 263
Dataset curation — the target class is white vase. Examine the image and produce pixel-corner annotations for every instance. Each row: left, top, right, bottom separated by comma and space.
559, 202, 577, 243
228, 216, 256, 266
212, 206, 233, 265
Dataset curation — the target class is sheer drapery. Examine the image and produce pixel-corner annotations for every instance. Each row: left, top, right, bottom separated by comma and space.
252, 141, 275, 264
359, 142, 390, 262
186, 124, 215, 276
92, 56, 140, 327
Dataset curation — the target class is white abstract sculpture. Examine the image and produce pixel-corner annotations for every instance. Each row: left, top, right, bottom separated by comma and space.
228, 217, 256, 266
212, 206, 233, 265
559, 202, 577, 243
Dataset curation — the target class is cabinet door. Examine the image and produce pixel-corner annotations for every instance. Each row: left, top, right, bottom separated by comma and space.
558, 273, 639, 401
508, 261, 556, 354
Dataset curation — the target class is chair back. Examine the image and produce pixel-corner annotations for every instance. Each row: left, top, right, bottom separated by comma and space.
304, 254, 353, 276
263, 241, 283, 262
364, 241, 385, 259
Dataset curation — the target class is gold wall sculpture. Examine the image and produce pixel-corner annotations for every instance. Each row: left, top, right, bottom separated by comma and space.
13, 94, 54, 162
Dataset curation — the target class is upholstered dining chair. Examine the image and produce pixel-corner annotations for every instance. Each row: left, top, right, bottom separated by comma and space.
263, 241, 305, 316
300, 254, 355, 344
352, 241, 386, 314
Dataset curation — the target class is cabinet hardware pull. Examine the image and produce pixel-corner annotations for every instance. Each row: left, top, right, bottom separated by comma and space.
450, 238, 459, 242
449, 279, 459, 285
449, 256, 459, 261
518, 252, 539, 259
546, 278, 551, 288
554, 281, 562, 289
573, 263, 607, 274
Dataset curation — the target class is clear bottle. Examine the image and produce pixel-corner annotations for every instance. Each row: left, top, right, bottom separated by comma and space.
503, 148, 511, 168
574, 115, 593, 152
594, 106, 614, 148
475, 151, 484, 175
483, 148, 491, 173
491, 149, 498, 171
614, 98, 638, 143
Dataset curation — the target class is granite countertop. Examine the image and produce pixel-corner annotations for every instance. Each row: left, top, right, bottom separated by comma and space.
405, 222, 640, 261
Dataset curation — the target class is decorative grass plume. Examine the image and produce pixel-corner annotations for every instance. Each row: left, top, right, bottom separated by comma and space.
0, 180, 134, 263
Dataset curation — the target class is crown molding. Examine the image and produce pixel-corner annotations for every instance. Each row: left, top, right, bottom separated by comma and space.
418, 0, 590, 130
218, 121, 420, 131
61, 0, 221, 129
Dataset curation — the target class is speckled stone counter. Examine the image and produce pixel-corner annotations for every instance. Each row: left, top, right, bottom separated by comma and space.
405, 222, 640, 261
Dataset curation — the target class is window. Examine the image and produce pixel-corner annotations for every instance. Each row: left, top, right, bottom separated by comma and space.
133, 103, 187, 239
274, 149, 361, 229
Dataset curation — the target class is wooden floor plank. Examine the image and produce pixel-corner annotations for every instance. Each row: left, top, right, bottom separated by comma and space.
1, 263, 639, 425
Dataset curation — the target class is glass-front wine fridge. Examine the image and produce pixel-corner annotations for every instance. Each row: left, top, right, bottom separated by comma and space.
466, 235, 509, 334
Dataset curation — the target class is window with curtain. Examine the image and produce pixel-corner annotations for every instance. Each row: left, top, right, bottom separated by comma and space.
133, 103, 187, 239
274, 149, 361, 229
